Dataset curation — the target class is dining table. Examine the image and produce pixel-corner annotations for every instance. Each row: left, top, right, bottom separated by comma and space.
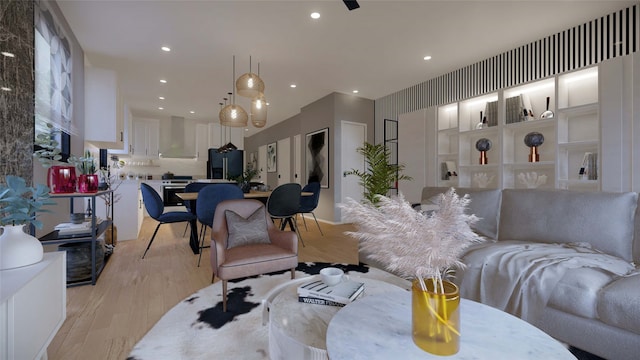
176, 189, 312, 254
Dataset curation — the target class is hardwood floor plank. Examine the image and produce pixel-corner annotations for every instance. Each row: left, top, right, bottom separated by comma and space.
47, 216, 358, 359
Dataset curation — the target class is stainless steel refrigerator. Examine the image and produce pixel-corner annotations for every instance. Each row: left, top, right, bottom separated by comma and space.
207, 148, 244, 179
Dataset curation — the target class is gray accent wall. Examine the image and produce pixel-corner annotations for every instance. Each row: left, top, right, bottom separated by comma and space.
245, 92, 374, 223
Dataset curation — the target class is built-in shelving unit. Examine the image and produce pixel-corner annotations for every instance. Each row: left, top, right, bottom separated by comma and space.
39, 190, 114, 286
433, 66, 600, 192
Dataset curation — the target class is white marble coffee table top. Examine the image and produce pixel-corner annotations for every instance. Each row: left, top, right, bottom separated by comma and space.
326, 289, 577, 360
267, 275, 404, 358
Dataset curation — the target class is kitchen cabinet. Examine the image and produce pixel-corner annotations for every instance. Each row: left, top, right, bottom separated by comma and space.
84, 66, 125, 150
1, 252, 66, 360
132, 119, 160, 158
195, 123, 209, 160
95, 180, 140, 241
110, 104, 133, 155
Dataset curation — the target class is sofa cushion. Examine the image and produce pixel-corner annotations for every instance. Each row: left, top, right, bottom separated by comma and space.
421, 187, 501, 239
547, 267, 618, 320
597, 273, 640, 335
225, 207, 271, 249
499, 189, 638, 262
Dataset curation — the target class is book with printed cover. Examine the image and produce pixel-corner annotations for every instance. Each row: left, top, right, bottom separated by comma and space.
298, 291, 365, 307
297, 279, 365, 305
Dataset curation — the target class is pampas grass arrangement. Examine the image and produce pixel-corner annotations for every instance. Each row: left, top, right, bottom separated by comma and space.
340, 188, 483, 290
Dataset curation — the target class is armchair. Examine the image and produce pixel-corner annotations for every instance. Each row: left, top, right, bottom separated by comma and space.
210, 199, 298, 312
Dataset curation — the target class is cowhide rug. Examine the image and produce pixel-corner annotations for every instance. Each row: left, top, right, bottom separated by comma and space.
126, 262, 408, 360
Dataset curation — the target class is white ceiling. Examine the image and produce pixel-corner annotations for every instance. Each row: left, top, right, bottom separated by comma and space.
56, 0, 636, 137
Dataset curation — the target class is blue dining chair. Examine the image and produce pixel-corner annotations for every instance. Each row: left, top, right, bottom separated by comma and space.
298, 182, 323, 235
182, 182, 211, 237
140, 183, 197, 259
195, 184, 244, 266
267, 183, 304, 247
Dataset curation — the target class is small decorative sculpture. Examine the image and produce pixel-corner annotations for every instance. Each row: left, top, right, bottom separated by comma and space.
524, 132, 544, 162
473, 172, 495, 188
475, 138, 492, 165
517, 171, 548, 188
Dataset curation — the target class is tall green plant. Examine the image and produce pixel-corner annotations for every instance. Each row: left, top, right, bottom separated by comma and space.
345, 142, 412, 204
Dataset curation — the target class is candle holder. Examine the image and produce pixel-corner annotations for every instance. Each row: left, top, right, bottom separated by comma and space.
524, 132, 545, 163
475, 138, 492, 165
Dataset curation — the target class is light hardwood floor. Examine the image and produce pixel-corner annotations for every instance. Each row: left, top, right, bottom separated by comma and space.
47, 216, 358, 360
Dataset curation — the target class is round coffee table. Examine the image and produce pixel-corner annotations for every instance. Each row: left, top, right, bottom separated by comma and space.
267, 276, 404, 360
326, 290, 577, 359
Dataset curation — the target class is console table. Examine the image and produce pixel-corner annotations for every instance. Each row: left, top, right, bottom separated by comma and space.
326, 289, 576, 359
0, 252, 66, 360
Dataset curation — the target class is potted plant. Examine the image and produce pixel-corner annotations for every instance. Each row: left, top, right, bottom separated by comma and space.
69, 150, 98, 193
231, 164, 259, 193
0, 175, 55, 270
33, 123, 77, 193
345, 142, 412, 204
340, 189, 483, 355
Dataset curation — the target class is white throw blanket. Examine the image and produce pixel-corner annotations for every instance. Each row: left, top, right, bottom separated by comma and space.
458, 240, 635, 323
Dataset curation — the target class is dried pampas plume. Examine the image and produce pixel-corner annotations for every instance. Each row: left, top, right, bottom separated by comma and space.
340, 188, 483, 282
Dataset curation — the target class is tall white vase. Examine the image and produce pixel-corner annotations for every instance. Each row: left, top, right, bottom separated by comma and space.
0, 225, 44, 270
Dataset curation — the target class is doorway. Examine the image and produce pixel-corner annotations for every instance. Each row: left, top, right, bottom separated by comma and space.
340, 121, 366, 220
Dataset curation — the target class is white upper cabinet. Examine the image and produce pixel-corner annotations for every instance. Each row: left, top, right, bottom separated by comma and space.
132, 118, 160, 158
84, 66, 124, 149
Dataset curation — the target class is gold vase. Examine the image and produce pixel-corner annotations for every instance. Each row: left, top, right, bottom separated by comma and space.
412, 279, 460, 355
105, 219, 117, 246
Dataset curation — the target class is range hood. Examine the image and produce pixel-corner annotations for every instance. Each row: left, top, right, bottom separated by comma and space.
159, 116, 196, 159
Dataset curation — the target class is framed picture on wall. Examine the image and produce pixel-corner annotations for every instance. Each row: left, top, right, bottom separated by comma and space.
306, 127, 329, 188
267, 142, 277, 173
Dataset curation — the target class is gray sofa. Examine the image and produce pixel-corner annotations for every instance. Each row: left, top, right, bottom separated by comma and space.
360, 187, 640, 359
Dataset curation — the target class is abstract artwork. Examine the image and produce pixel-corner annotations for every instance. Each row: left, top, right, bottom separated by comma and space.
306, 128, 329, 188
267, 142, 277, 172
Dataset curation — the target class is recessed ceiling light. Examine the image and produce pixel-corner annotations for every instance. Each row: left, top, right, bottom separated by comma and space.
290, 84, 297, 88
1, 87, 11, 91
158, 107, 164, 110
158, 96, 165, 100
310, 12, 320, 19
190, 111, 195, 114
353, 90, 359, 94
160, 79, 167, 83
424, 55, 432, 61
266, 102, 270, 106
244, 128, 249, 131
1, 51, 15, 58
161, 46, 171, 52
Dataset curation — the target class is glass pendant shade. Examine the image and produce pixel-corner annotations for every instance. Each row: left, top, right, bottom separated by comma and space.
251, 95, 267, 128
236, 72, 265, 98
219, 104, 248, 127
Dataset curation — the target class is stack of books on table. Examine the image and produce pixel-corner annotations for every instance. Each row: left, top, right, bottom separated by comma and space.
297, 279, 365, 307
54, 220, 99, 236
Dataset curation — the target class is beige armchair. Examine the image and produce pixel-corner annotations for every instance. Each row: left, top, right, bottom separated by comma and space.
210, 199, 298, 312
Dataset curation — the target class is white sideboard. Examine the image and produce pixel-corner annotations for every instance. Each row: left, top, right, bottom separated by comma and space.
0, 252, 66, 360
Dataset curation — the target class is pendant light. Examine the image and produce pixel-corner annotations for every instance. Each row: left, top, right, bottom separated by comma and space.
220, 56, 248, 127
251, 62, 267, 128
236, 56, 265, 98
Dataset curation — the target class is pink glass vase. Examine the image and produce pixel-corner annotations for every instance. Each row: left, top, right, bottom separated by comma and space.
78, 174, 99, 193
47, 165, 77, 193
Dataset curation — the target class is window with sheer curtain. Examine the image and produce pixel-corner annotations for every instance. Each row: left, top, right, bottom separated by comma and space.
34, 2, 73, 156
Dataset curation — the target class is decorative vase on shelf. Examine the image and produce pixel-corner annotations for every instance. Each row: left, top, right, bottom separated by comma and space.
524, 132, 545, 163
0, 224, 44, 270
412, 279, 460, 356
48, 165, 77, 193
475, 138, 492, 165
78, 174, 99, 193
